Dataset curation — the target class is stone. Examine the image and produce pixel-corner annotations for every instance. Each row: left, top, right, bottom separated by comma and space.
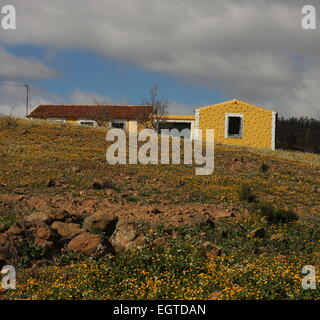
270, 234, 285, 241
204, 243, 222, 259
24, 212, 50, 224
35, 226, 53, 241
110, 221, 145, 252
49, 210, 70, 222
67, 233, 110, 256
82, 212, 118, 236
51, 222, 85, 239
7, 223, 23, 236
248, 227, 266, 239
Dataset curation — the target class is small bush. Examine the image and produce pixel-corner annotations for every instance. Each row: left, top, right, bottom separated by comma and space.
253, 202, 299, 224
17, 241, 44, 268
260, 163, 270, 173
238, 184, 256, 203
0, 114, 18, 128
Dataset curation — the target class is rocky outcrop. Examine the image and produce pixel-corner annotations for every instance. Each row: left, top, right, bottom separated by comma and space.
68, 232, 105, 256
82, 211, 118, 236
51, 222, 85, 239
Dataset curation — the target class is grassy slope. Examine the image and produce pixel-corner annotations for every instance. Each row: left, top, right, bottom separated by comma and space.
0, 118, 319, 300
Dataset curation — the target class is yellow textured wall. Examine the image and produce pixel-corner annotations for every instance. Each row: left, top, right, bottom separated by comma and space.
199, 100, 274, 149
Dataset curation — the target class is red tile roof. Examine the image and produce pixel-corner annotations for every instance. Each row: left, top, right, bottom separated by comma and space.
28, 105, 153, 120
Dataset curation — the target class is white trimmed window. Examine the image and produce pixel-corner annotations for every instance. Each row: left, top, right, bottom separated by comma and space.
225, 113, 244, 138
79, 120, 95, 127
110, 120, 126, 129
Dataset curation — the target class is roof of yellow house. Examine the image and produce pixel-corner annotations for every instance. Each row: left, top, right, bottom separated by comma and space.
161, 115, 195, 120
197, 99, 276, 113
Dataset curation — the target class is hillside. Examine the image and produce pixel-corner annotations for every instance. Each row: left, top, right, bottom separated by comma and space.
0, 117, 319, 300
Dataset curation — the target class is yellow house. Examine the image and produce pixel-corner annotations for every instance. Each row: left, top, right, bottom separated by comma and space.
28, 99, 277, 150
194, 99, 277, 150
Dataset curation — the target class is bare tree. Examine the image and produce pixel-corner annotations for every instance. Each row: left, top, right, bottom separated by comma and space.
142, 84, 169, 131
87, 98, 111, 127
0, 105, 18, 128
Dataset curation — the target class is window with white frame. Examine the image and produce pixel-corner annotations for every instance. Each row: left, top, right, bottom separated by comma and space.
225, 114, 243, 138
111, 121, 126, 129
79, 120, 95, 127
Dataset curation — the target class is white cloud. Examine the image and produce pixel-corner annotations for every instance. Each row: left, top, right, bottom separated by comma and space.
0, 47, 58, 79
1, 0, 320, 117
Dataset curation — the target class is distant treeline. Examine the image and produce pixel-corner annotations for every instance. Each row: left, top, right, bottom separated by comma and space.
276, 117, 320, 154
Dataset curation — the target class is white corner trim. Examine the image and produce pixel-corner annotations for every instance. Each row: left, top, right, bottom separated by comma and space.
225, 113, 244, 139
193, 109, 200, 140
271, 111, 277, 150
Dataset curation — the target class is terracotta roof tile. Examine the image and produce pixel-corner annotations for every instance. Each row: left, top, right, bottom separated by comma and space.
28, 105, 153, 120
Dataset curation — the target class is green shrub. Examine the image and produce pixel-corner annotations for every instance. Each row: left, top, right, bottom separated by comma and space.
17, 241, 44, 268
238, 184, 256, 203
253, 202, 298, 224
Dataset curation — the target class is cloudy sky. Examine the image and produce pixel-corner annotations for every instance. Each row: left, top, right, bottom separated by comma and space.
0, 0, 319, 118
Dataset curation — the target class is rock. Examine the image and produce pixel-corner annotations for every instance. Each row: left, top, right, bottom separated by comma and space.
270, 234, 285, 241
67, 233, 111, 256
51, 222, 85, 239
204, 242, 222, 258
49, 210, 70, 222
35, 226, 53, 241
248, 227, 266, 239
110, 221, 145, 252
46, 178, 55, 187
7, 223, 24, 236
82, 212, 118, 236
24, 212, 50, 224
90, 179, 114, 190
